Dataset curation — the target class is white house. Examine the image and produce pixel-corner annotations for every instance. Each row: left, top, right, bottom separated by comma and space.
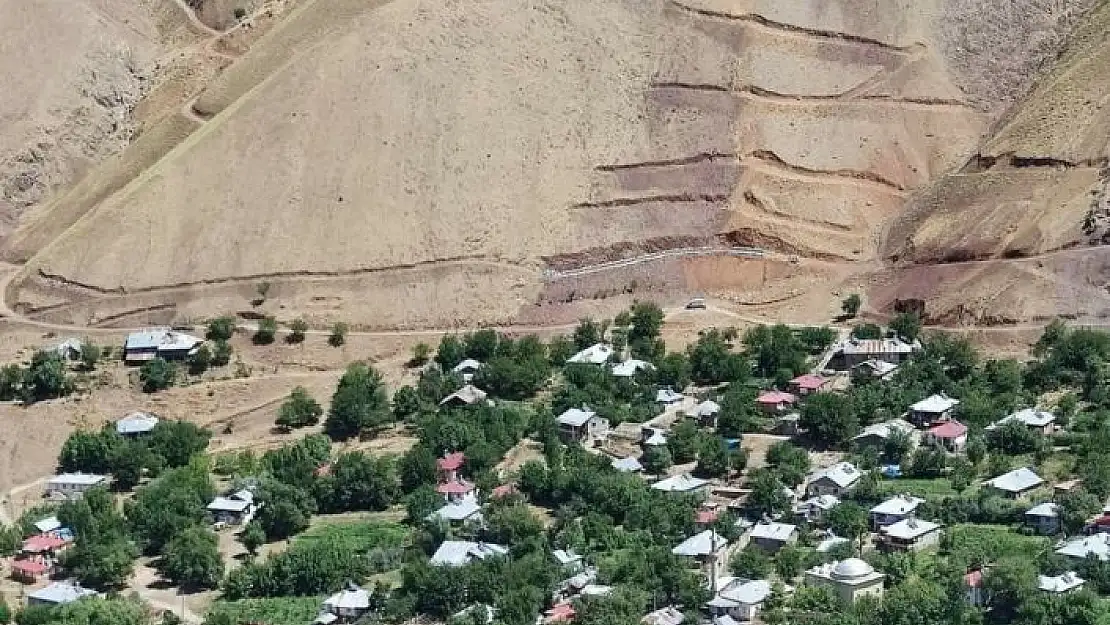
207, 489, 258, 525
909, 393, 960, 426
27, 581, 98, 606
123, 327, 203, 363
1056, 533, 1110, 561
556, 407, 609, 444
672, 530, 731, 578
878, 518, 941, 552
988, 408, 1056, 435
656, 389, 684, 404
835, 337, 917, 368
1024, 502, 1061, 535
852, 420, 918, 451
805, 559, 885, 603
46, 474, 108, 500
642, 606, 684, 625
869, 495, 924, 529
430, 541, 508, 566
611, 456, 644, 473
322, 582, 372, 620
794, 495, 840, 523
1039, 572, 1085, 593
439, 384, 489, 407
568, 343, 615, 365
428, 494, 483, 525
706, 578, 773, 621
612, 359, 654, 378
651, 474, 709, 494
806, 462, 862, 497
983, 467, 1044, 499
750, 522, 797, 552
686, 400, 722, 427
116, 411, 159, 436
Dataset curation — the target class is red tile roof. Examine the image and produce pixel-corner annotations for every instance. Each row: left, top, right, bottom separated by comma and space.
11, 558, 49, 575
756, 391, 797, 405
696, 509, 720, 524
790, 374, 827, 390
437, 452, 466, 472
964, 570, 983, 588
436, 479, 476, 495
22, 534, 67, 553
927, 420, 968, 439
546, 604, 576, 622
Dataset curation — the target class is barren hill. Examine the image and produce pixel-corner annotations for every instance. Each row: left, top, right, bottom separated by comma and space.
1, 0, 1100, 330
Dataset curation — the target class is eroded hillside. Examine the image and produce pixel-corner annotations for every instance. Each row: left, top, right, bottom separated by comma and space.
2, 0, 1098, 330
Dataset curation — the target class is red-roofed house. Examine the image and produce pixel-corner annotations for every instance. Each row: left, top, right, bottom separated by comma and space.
437, 479, 476, 502
438, 452, 466, 481
756, 391, 797, 414
964, 569, 985, 606
21, 534, 68, 556
925, 420, 968, 453
545, 603, 577, 623
9, 557, 51, 583
788, 375, 829, 396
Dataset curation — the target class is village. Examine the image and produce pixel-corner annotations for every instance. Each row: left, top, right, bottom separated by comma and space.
0, 300, 1108, 625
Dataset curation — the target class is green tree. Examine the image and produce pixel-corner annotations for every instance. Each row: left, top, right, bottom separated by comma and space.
140, 358, 176, 393
773, 544, 807, 580
410, 343, 432, 367
275, 386, 323, 431
641, 445, 672, 474
573, 318, 605, 350
59, 429, 119, 474
406, 485, 442, 523
686, 329, 748, 384
287, 318, 308, 344
126, 463, 215, 554
66, 536, 138, 589
0, 597, 9, 624
257, 500, 308, 541
966, 436, 987, 465
841, 294, 862, 318
628, 301, 665, 343
0, 364, 21, 401
731, 547, 772, 578
655, 353, 691, 390
211, 339, 233, 366
148, 421, 212, 468
206, 317, 237, 341
799, 392, 859, 448
718, 385, 763, 437
328, 322, 348, 347
890, 312, 923, 342
667, 420, 702, 464
392, 385, 423, 421
826, 501, 868, 546
1059, 489, 1102, 535
852, 323, 883, 340
22, 351, 73, 403
399, 445, 439, 493
325, 363, 390, 440
79, 340, 102, 372
253, 316, 278, 345
695, 436, 730, 478
748, 468, 791, 517
187, 344, 212, 375
435, 335, 467, 370
160, 525, 224, 589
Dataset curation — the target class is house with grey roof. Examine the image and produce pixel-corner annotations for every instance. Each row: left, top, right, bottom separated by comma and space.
706, 578, 774, 622
46, 474, 108, 500
207, 489, 258, 525
673, 530, 730, 578
611, 456, 643, 473
909, 393, 960, 427
750, 522, 797, 552
612, 359, 654, 378
567, 343, 615, 365
686, 399, 722, 427
428, 494, 483, 525
983, 467, 1044, 499
322, 582, 371, 620
27, 581, 98, 606
124, 327, 203, 364
869, 495, 924, 529
988, 408, 1056, 436
556, 407, 609, 445
430, 540, 508, 566
1024, 502, 1061, 535
116, 411, 159, 436
806, 462, 862, 498
1039, 571, 1085, 593
651, 474, 709, 494
1057, 533, 1110, 561
439, 384, 489, 408
878, 518, 941, 552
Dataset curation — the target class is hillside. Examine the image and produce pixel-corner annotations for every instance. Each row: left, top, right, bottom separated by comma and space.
1, 0, 1100, 330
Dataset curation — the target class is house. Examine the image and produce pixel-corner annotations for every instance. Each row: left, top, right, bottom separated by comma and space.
924, 420, 968, 453
322, 582, 371, 621
696, 504, 721, 526
439, 384, 488, 407
27, 581, 98, 607
437, 452, 465, 481
556, 408, 609, 445
49, 338, 84, 361
878, 518, 942, 552
869, 495, 924, 529
208, 489, 258, 525
775, 413, 801, 436
116, 411, 159, 436
672, 530, 731, 578
1039, 572, 1085, 593
815, 533, 850, 554
686, 400, 721, 427
651, 474, 709, 495
706, 578, 773, 621
852, 420, 918, 451
9, 557, 53, 583
852, 359, 899, 381
46, 473, 108, 499
835, 337, 917, 369
567, 343, 615, 365
21, 533, 68, 556
123, 327, 202, 363
794, 495, 840, 523
656, 389, 684, 404
806, 462, 862, 497
611, 456, 643, 473
33, 516, 62, 534
430, 541, 508, 566
909, 393, 960, 426
988, 408, 1056, 435
788, 374, 829, 396
612, 359, 654, 378
436, 479, 477, 502
1024, 502, 1061, 535
642, 428, 668, 448
642, 606, 684, 625
805, 559, 885, 602
749, 522, 797, 552
756, 391, 796, 414
964, 569, 985, 606
543, 603, 576, 624
452, 358, 483, 381
983, 467, 1044, 499
1057, 533, 1110, 561
429, 494, 483, 525
553, 549, 584, 572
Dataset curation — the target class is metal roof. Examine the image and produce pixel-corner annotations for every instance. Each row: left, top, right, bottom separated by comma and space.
870, 495, 924, 516
984, 467, 1044, 493
809, 462, 861, 489
28, 581, 98, 605
672, 530, 728, 557
911, 394, 960, 414
750, 522, 796, 541
880, 518, 941, 540
430, 541, 508, 566
651, 474, 708, 493
567, 343, 614, 365
116, 412, 159, 434
48, 473, 107, 486
557, 407, 597, 427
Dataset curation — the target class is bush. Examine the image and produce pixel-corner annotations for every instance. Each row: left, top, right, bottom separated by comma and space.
328, 322, 348, 347
276, 387, 323, 431
254, 317, 278, 345
212, 340, 233, 367
287, 319, 308, 344
207, 317, 237, 341
841, 294, 861, 318
187, 344, 212, 375
140, 358, 176, 393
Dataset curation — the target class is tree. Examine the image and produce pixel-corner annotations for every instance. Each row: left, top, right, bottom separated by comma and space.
287, 318, 308, 344
655, 353, 691, 390
667, 421, 702, 464
257, 500, 308, 541
392, 385, 423, 421
641, 445, 673, 474
718, 385, 763, 437
148, 421, 212, 468
573, 318, 605, 350
0, 597, 9, 625
140, 358, 176, 393
66, 536, 138, 589
826, 501, 868, 546
628, 302, 665, 343
435, 335, 467, 370
79, 341, 102, 372
841, 294, 862, 318
325, 363, 391, 440
731, 547, 772, 578
276, 387, 323, 431
59, 430, 118, 474
187, 344, 212, 375
399, 445, 439, 493
211, 340, 233, 366
687, 329, 748, 384
328, 322, 348, 347
22, 351, 73, 403
410, 343, 432, 367
253, 316, 278, 345
773, 544, 807, 580
966, 436, 987, 465
207, 317, 237, 341
799, 392, 859, 448
748, 468, 791, 517
0, 365, 21, 401
890, 312, 923, 342
695, 437, 730, 478
406, 485, 442, 523
160, 525, 224, 589
852, 323, 883, 340
1059, 490, 1102, 535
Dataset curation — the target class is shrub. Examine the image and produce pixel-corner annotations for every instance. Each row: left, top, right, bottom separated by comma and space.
254, 317, 278, 345
140, 358, 176, 393
328, 322, 348, 347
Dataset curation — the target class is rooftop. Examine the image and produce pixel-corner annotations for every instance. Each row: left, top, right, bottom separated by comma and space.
324, 582, 371, 611
28, 581, 98, 605
567, 343, 614, 365
790, 374, 827, 390
642, 606, 684, 625
439, 384, 488, 406
430, 541, 508, 566
990, 408, 1056, 429
854, 419, 916, 441
756, 390, 796, 405
807, 558, 885, 585
651, 474, 709, 493
552, 549, 582, 566
687, 400, 721, 418
436, 479, 476, 495
116, 411, 159, 435
452, 358, 483, 373
881, 517, 941, 540
809, 462, 861, 489
437, 451, 466, 471
33, 516, 61, 534
612, 359, 654, 377
854, 359, 898, 375
713, 579, 773, 606
840, 337, 916, 356
611, 456, 643, 472
429, 495, 483, 522
672, 530, 729, 557
912, 393, 960, 414
124, 328, 202, 352
797, 494, 840, 512
750, 521, 796, 542
1056, 533, 1110, 561
870, 495, 925, 516
1026, 502, 1060, 518
557, 407, 597, 428
927, 420, 968, 439
1039, 571, 1085, 593
48, 473, 107, 486
656, 389, 684, 404
984, 467, 1044, 493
